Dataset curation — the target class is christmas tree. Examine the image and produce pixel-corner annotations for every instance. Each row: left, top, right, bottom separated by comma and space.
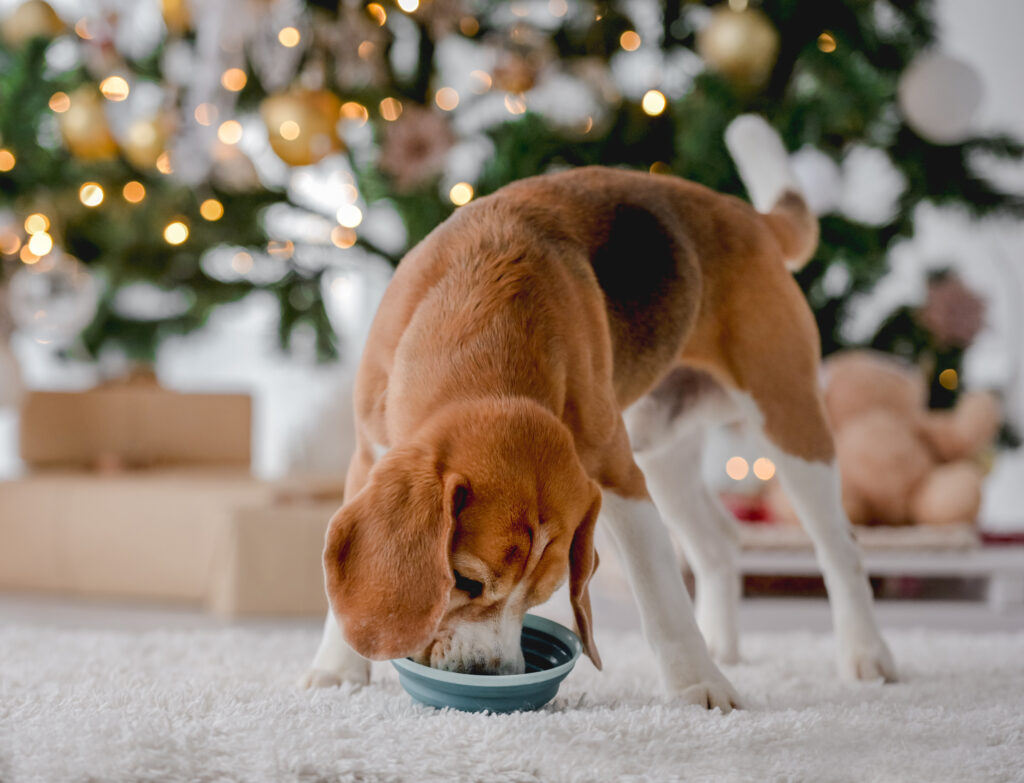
1, 0, 1021, 409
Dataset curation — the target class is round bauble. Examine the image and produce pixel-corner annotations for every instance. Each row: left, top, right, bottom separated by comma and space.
898, 52, 982, 145
1, 0, 63, 47
121, 116, 168, 170
696, 5, 779, 92
8, 253, 100, 344
260, 90, 343, 167
59, 86, 118, 161
161, 0, 190, 36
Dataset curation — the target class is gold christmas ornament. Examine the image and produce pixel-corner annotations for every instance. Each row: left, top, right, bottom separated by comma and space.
260, 90, 343, 167
161, 0, 191, 36
121, 116, 167, 170
1, 0, 63, 47
58, 86, 118, 161
696, 5, 779, 92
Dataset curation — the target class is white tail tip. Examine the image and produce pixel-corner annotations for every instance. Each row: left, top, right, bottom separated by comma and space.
725, 114, 801, 213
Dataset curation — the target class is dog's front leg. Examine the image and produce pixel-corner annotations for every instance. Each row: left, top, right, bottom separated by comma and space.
298, 611, 371, 689
600, 490, 741, 711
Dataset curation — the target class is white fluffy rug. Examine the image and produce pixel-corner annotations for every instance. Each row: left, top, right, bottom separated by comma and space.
2, 626, 1023, 783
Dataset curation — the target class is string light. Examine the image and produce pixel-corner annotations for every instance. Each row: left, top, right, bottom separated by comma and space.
267, 240, 294, 258
163, 220, 189, 245
200, 198, 224, 221
78, 182, 104, 207
99, 76, 130, 101
24, 214, 49, 234
504, 94, 527, 114
123, 181, 146, 203
939, 368, 958, 390
340, 102, 369, 125
435, 87, 459, 111
366, 3, 386, 25
469, 70, 492, 94
339, 184, 359, 203
231, 251, 253, 274
278, 26, 301, 47
279, 120, 301, 140
459, 16, 479, 35
0, 233, 20, 255
336, 204, 363, 228
194, 103, 217, 126
725, 457, 749, 481
752, 458, 776, 480
217, 120, 243, 144
817, 32, 837, 53
358, 41, 376, 60
581, 116, 594, 134
74, 18, 92, 39
620, 31, 641, 51
649, 161, 672, 175
379, 97, 403, 121
27, 232, 53, 256
221, 68, 247, 91
48, 92, 71, 113
449, 182, 474, 206
642, 89, 667, 116
548, 0, 568, 17
0, 149, 14, 172
20, 245, 39, 264
330, 226, 357, 249
396, 0, 419, 12
156, 151, 174, 174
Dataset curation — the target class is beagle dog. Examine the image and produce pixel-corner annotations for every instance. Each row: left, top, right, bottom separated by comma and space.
300, 116, 896, 710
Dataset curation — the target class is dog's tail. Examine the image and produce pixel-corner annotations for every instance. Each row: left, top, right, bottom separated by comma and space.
724, 114, 818, 272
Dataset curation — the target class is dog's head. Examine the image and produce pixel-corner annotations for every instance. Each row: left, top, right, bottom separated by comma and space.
323, 398, 602, 674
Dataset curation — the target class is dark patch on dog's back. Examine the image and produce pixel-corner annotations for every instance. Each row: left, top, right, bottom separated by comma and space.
588, 203, 699, 401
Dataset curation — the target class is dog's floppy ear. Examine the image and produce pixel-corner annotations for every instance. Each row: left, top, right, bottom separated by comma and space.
323, 446, 467, 660
569, 482, 603, 670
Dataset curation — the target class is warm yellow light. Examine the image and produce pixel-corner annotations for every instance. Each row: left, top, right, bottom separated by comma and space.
725, 456, 749, 481
358, 40, 376, 60
194, 102, 218, 126
752, 457, 776, 481
49, 91, 71, 113
330, 226, 357, 249
581, 116, 594, 134
27, 232, 53, 256
336, 204, 363, 228
548, 0, 568, 17
230, 251, 253, 274
649, 161, 672, 175
0, 149, 14, 172
817, 32, 837, 53
221, 68, 247, 92
620, 31, 641, 51
74, 17, 92, 39
100, 76, 130, 102
642, 89, 667, 116
379, 97, 403, 121
279, 120, 301, 140
164, 220, 189, 245
0, 233, 20, 255
217, 120, 243, 144
79, 182, 104, 207
20, 245, 39, 264
939, 368, 959, 390
449, 182, 474, 206
339, 184, 359, 203
123, 181, 146, 203
200, 198, 224, 221
267, 240, 294, 258
435, 87, 459, 111
24, 213, 49, 234
366, 3, 386, 25
156, 151, 174, 174
278, 26, 301, 47
469, 70, 492, 94
504, 94, 527, 115
340, 101, 369, 125
459, 16, 479, 35
396, 0, 419, 12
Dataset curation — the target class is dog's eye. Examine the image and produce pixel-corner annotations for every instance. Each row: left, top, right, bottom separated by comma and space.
453, 570, 484, 599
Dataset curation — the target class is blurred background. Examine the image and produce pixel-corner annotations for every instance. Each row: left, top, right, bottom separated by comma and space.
0, 0, 1022, 626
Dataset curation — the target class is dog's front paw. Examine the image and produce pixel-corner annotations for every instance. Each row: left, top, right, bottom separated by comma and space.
297, 663, 370, 690
667, 666, 742, 713
838, 635, 897, 683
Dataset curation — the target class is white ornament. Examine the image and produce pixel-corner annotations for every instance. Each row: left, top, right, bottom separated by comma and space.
898, 51, 982, 145
7, 253, 100, 345
790, 145, 843, 215
839, 145, 907, 226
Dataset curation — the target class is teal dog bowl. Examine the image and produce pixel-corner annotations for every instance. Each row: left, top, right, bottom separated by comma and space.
391, 614, 582, 713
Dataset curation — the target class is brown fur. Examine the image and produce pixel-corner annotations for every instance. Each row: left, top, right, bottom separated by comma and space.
324, 166, 824, 666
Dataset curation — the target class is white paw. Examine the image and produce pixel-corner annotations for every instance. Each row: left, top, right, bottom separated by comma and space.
297, 664, 370, 690
839, 636, 898, 683
674, 677, 743, 713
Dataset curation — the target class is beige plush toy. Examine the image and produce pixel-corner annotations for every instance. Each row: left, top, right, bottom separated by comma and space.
771, 350, 1000, 527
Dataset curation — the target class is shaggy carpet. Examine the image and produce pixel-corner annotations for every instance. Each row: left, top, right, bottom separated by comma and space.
1, 625, 1022, 783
